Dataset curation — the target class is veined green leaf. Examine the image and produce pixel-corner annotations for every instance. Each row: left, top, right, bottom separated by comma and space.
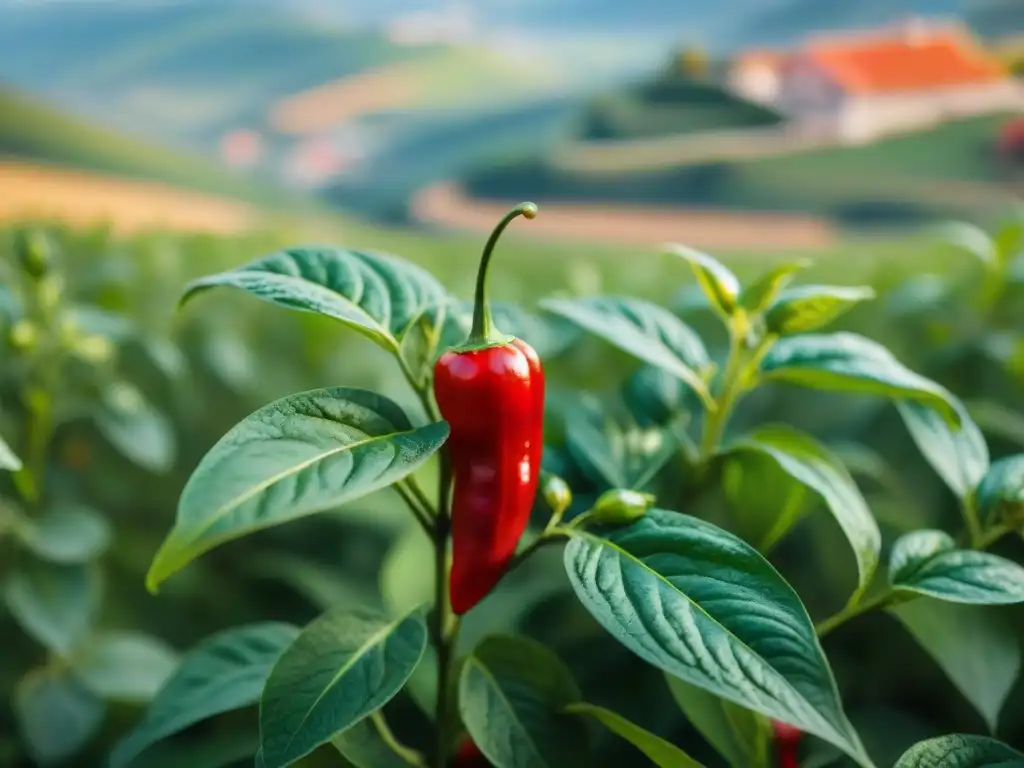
73, 631, 178, 703
540, 295, 713, 406
897, 400, 988, 499
459, 634, 588, 768
259, 605, 427, 768
739, 261, 809, 314
726, 424, 880, 601
664, 244, 740, 316
759, 333, 959, 426
4, 559, 100, 656
0, 433, 21, 471
14, 667, 106, 765
564, 702, 701, 768
888, 530, 1024, 604
666, 676, 771, 768
19, 505, 112, 564
974, 455, 1024, 528
765, 285, 875, 335
889, 599, 1019, 734
563, 509, 871, 767
894, 734, 1024, 767
180, 247, 447, 352
146, 387, 449, 591
109, 623, 298, 768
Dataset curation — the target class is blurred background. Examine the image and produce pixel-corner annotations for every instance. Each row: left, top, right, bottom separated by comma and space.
2, 1, 1024, 767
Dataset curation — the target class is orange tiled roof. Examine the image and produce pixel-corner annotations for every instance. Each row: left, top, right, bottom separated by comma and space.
804, 32, 1008, 94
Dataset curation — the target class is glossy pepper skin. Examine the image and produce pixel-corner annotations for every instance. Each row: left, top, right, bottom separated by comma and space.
433, 203, 545, 616
772, 721, 802, 768
451, 736, 491, 767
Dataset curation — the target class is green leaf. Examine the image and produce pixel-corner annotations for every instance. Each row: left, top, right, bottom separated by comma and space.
721, 450, 809, 552
975, 455, 1024, 528
18, 505, 112, 564
895, 734, 1024, 767
759, 332, 959, 426
932, 221, 999, 267
119, 732, 260, 768
259, 604, 427, 768
459, 634, 589, 768
96, 382, 176, 474
109, 622, 298, 768
888, 530, 1024, 604
738, 261, 809, 314
725, 424, 880, 601
889, 599, 1019, 733
666, 676, 771, 768
540, 295, 713, 405
764, 285, 875, 335
562, 509, 871, 767
331, 714, 422, 767
622, 364, 693, 428
897, 400, 989, 499
146, 387, 449, 591
3, 559, 100, 655
14, 667, 106, 765
665, 244, 740, 316
0, 432, 21, 471
565, 702, 702, 767
73, 631, 178, 702
181, 247, 447, 352
564, 398, 679, 490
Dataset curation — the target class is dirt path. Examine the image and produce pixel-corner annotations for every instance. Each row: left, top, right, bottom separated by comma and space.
412, 182, 838, 251
0, 161, 258, 234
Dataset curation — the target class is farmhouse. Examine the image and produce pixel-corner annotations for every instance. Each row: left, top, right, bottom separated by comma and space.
728, 18, 1022, 143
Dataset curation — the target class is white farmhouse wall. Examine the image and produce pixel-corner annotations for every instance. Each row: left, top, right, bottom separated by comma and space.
727, 64, 780, 104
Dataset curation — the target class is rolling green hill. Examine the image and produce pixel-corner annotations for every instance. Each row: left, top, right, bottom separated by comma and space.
464, 112, 1018, 229
0, 87, 299, 208
577, 76, 782, 142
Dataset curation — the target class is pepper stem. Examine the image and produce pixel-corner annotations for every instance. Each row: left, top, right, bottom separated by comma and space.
467, 202, 537, 344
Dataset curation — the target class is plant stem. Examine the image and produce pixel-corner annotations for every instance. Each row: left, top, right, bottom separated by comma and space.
699, 325, 746, 459
431, 452, 455, 768
394, 481, 434, 535
815, 590, 892, 639
371, 711, 427, 766
960, 495, 984, 549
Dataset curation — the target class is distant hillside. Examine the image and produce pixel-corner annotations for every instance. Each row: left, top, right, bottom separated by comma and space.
0, 87, 296, 208
576, 76, 782, 142
0, 2, 433, 144
968, 0, 1024, 36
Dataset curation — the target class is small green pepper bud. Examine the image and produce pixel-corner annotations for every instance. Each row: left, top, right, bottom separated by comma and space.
541, 473, 572, 517
590, 489, 655, 525
14, 229, 54, 280
9, 319, 38, 353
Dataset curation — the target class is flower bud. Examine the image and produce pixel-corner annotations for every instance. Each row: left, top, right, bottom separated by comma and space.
541, 473, 572, 517
589, 489, 655, 525
14, 229, 54, 280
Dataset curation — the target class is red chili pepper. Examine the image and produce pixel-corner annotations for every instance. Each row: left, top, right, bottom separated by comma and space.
433, 202, 545, 615
772, 720, 803, 768
451, 736, 491, 767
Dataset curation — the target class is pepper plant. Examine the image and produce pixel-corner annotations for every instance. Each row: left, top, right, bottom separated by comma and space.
115, 205, 1024, 768
0, 228, 179, 766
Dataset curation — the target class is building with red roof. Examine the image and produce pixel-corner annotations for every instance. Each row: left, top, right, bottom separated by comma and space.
728, 17, 1022, 143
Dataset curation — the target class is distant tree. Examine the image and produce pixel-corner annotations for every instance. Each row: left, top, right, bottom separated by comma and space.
666, 45, 709, 80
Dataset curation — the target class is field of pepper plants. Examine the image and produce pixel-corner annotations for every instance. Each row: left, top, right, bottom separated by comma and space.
3, 208, 1024, 768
